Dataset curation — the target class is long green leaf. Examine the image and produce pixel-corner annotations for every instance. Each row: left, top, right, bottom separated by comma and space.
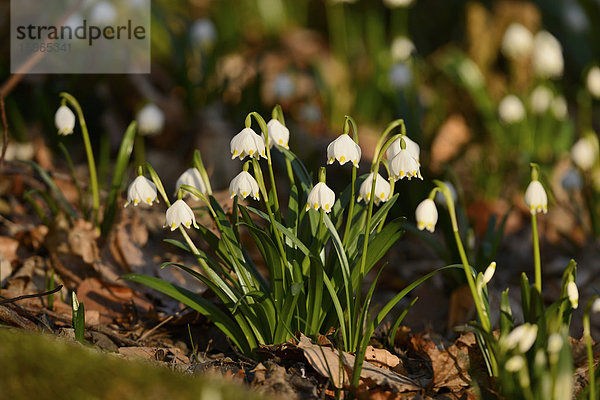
25, 161, 78, 219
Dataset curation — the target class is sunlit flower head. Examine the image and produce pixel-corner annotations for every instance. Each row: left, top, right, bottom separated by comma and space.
501, 23, 533, 59
55, 105, 76, 136
571, 137, 597, 170
415, 199, 438, 232
386, 135, 420, 163
530, 86, 553, 114
586, 66, 600, 99
499, 95, 525, 124
524, 180, 548, 214
164, 199, 199, 231
358, 173, 391, 205
567, 280, 579, 309
391, 36, 415, 62
263, 119, 290, 149
230, 128, 266, 160
176, 168, 207, 198
125, 175, 158, 207
503, 323, 538, 353
532, 31, 564, 79
390, 148, 422, 181
306, 182, 335, 213
137, 104, 165, 136
229, 171, 260, 201
327, 134, 361, 167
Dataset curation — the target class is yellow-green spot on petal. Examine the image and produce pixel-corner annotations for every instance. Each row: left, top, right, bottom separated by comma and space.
186, 221, 190, 228
171, 222, 176, 229
243, 191, 248, 197
146, 197, 152, 204
249, 150, 254, 155
313, 203, 319, 210
134, 199, 139, 205
233, 150, 238, 156
340, 156, 345, 162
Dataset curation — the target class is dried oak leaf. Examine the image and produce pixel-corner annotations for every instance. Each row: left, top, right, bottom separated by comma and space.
68, 219, 99, 264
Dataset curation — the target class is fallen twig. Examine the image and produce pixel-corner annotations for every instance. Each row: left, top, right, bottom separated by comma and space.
0, 285, 63, 305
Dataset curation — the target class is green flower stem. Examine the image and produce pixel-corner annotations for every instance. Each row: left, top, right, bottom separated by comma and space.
59, 92, 99, 225
584, 296, 598, 400
134, 135, 145, 167
342, 116, 358, 248
531, 212, 542, 293
246, 112, 279, 213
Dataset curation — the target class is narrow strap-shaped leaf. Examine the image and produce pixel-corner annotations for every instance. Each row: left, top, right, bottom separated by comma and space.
322, 273, 348, 350
247, 206, 311, 256
25, 161, 78, 219
122, 273, 254, 354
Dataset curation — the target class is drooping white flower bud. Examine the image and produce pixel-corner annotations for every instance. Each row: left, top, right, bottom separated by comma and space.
55, 105, 76, 136
503, 323, 538, 353
415, 199, 438, 233
89, 1, 117, 25
137, 104, 165, 136
586, 66, 600, 99
263, 119, 290, 149
229, 171, 260, 201
125, 175, 158, 207
524, 180, 548, 214
567, 280, 579, 309
230, 128, 267, 160
529, 86, 553, 114
482, 262, 496, 285
390, 147, 422, 181
306, 182, 335, 213
391, 36, 415, 62
164, 199, 199, 231
571, 137, 597, 170
357, 173, 391, 205
176, 168, 208, 198
326, 134, 361, 167
499, 95, 525, 124
532, 31, 564, 79
501, 23, 534, 59
547, 333, 563, 354
505, 355, 525, 372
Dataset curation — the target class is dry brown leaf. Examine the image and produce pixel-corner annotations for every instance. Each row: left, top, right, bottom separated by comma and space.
447, 285, 475, 330
77, 277, 153, 324
297, 334, 420, 392
0, 236, 19, 284
364, 346, 400, 370
430, 115, 470, 173
68, 219, 99, 264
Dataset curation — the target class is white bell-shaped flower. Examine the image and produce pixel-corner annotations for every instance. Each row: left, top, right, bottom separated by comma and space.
230, 128, 266, 160
530, 86, 553, 114
501, 23, 533, 59
305, 182, 335, 213
263, 119, 290, 149
592, 298, 600, 313
503, 323, 538, 353
415, 199, 438, 232
390, 148, 422, 181
229, 171, 260, 200
176, 168, 207, 198
391, 36, 415, 62
125, 176, 158, 207
532, 31, 564, 79
524, 180, 548, 214
137, 104, 165, 136
327, 134, 361, 167
357, 173, 391, 205
571, 137, 596, 170
55, 105, 76, 136
165, 199, 199, 231
190, 18, 217, 49
547, 334, 563, 354
586, 66, 600, 98
551, 96, 568, 120
567, 280, 579, 309
386, 135, 420, 163
498, 95, 525, 124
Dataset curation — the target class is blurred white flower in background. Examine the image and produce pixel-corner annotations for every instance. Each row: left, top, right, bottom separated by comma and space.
273, 73, 295, 100
529, 86, 553, 114
561, 168, 583, 191
564, 1, 589, 33
391, 36, 415, 62
586, 66, 600, 99
175, 168, 208, 197
498, 95, 525, 124
458, 58, 484, 89
383, 0, 414, 7
571, 137, 597, 170
63, 13, 84, 31
191, 18, 217, 49
3, 142, 35, 162
434, 180, 457, 206
89, 1, 117, 25
551, 96, 568, 120
532, 31, 564, 79
501, 23, 533, 59
389, 63, 413, 90
137, 104, 165, 136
